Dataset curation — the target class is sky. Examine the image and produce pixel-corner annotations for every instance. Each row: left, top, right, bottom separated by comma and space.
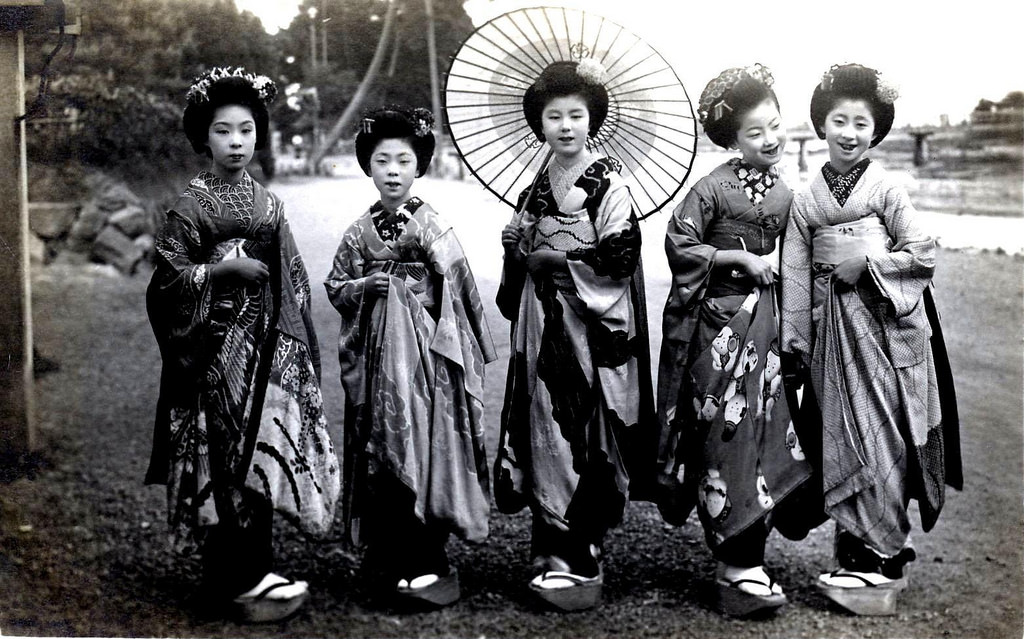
235, 0, 1023, 127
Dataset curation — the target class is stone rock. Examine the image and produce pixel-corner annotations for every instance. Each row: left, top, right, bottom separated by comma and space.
95, 182, 141, 212
133, 234, 155, 259
27, 232, 46, 264
68, 200, 109, 244
29, 202, 79, 240
91, 226, 144, 274
108, 204, 151, 238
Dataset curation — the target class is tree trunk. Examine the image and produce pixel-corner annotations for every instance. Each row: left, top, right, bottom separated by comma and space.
310, 0, 398, 169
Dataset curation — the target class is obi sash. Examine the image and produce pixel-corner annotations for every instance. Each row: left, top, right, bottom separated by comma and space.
705, 218, 781, 298
531, 212, 597, 295
811, 214, 893, 303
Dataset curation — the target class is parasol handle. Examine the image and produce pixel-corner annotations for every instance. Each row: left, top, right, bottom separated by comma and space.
511, 148, 553, 228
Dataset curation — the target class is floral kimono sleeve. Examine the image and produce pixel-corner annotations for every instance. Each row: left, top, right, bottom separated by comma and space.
866, 183, 936, 317
148, 203, 217, 378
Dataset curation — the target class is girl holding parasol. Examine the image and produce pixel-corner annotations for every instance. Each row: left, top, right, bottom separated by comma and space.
494, 59, 657, 612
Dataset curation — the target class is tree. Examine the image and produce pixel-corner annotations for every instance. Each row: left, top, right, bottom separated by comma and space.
26, 0, 283, 181
1000, 91, 1024, 109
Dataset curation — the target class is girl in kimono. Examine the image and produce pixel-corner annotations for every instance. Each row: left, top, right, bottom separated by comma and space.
324, 105, 496, 608
496, 60, 657, 611
655, 64, 812, 617
146, 67, 340, 623
780, 63, 961, 616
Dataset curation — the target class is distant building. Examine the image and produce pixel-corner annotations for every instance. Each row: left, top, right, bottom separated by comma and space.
970, 92, 1024, 126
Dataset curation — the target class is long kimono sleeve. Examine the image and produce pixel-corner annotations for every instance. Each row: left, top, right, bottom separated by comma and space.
865, 183, 936, 317
664, 181, 719, 309
422, 215, 498, 399
277, 213, 322, 379
496, 191, 530, 321
780, 194, 815, 366
147, 203, 218, 379
566, 174, 640, 320
324, 226, 370, 313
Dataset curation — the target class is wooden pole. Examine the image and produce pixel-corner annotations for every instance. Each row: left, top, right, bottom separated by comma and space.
0, 27, 35, 457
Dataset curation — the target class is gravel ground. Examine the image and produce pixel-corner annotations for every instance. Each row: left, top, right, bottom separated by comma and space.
1, 173, 1022, 638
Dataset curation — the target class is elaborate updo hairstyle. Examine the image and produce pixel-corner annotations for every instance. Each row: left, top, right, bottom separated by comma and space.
522, 59, 609, 141
697, 64, 779, 149
355, 105, 436, 178
809, 63, 898, 148
182, 66, 277, 155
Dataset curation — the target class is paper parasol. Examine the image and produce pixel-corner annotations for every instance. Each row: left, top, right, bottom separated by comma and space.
443, 6, 696, 219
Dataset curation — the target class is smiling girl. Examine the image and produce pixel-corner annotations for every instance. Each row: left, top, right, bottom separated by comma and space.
494, 60, 656, 612
780, 63, 961, 616
324, 105, 495, 609
655, 64, 812, 618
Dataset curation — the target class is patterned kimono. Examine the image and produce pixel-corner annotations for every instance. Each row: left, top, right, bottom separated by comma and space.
780, 159, 961, 557
656, 160, 812, 548
495, 154, 657, 545
146, 171, 340, 555
324, 198, 496, 545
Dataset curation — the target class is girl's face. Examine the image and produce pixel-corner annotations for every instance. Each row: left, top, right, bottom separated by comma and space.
370, 137, 418, 208
734, 98, 786, 172
824, 98, 876, 173
207, 104, 256, 181
541, 94, 590, 163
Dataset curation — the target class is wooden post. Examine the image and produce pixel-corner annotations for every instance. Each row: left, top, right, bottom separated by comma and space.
788, 123, 816, 174
424, 0, 442, 175
910, 129, 935, 167
0, 26, 35, 457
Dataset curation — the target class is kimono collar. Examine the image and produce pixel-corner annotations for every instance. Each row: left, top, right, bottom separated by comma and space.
548, 150, 599, 205
822, 158, 871, 207
728, 157, 778, 205
371, 197, 424, 243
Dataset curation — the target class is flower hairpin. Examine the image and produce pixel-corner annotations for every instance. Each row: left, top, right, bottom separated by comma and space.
575, 57, 606, 85
412, 107, 434, 137
186, 66, 277, 106
745, 63, 775, 89
875, 74, 900, 104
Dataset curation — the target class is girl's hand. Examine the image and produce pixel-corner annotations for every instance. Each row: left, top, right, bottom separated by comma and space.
526, 249, 566, 275
212, 257, 269, 284
501, 224, 523, 256
365, 272, 391, 297
832, 256, 868, 287
723, 250, 774, 286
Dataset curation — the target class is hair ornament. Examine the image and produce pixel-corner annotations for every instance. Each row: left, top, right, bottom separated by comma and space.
819, 63, 899, 104
712, 100, 733, 121
820, 69, 834, 92
698, 63, 774, 126
875, 75, 900, 104
745, 63, 774, 89
360, 117, 374, 134
412, 107, 434, 137
575, 57, 607, 85
186, 66, 277, 106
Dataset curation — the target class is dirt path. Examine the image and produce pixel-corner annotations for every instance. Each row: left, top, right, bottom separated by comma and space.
1, 174, 1021, 638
